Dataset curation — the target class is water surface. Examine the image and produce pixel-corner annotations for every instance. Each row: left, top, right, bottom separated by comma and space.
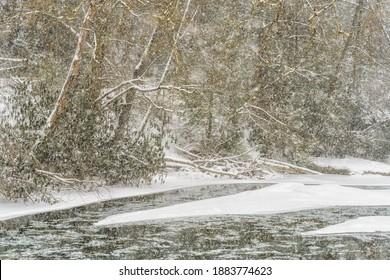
1, 183, 390, 259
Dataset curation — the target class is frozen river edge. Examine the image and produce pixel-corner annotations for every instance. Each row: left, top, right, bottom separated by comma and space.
2, 171, 390, 235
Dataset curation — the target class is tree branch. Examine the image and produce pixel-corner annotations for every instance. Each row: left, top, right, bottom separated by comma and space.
0, 57, 27, 62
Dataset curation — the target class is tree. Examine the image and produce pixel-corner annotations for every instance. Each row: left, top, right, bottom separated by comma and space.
1, 0, 390, 201
0, 0, 188, 201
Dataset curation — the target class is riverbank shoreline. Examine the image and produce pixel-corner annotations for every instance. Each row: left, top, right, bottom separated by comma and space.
1, 171, 390, 222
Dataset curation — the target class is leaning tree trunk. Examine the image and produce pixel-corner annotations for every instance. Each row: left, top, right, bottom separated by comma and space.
113, 26, 158, 143
113, 0, 192, 143
328, 0, 365, 97
79, 2, 111, 150
32, 1, 98, 154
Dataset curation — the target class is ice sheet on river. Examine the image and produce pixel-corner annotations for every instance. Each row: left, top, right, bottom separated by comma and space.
95, 183, 390, 226
303, 216, 390, 235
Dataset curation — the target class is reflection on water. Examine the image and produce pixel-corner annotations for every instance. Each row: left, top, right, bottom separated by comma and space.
1, 183, 390, 259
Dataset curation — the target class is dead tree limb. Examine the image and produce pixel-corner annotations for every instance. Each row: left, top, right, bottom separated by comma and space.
164, 156, 241, 177
170, 145, 322, 177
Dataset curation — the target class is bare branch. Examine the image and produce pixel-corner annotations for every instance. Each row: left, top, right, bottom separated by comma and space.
246, 104, 287, 126
175, 145, 203, 159
102, 86, 135, 107
261, 159, 322, 175
142, 93, 173, 112
179, 5, 199, 39
365, 0, 390, 45
0, 57, 27, 62
35, 169, 96, 185
134, 25, 158, 75
95, 79, 138, 103
158, 0, 192, 86
193, 145, 260, 164
308, 1, 337, 21
137, 105, 152, 134
101, 83, 195, 107
164, 156, 240, 177
0, 65, 23, 72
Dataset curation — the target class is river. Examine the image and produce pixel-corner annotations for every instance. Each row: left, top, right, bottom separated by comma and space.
1, 183, 390, 259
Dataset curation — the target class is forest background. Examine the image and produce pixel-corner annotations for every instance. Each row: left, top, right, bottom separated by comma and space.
0, 0, 389, 202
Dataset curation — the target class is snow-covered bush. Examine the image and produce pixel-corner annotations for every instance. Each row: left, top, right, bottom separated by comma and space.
0, 78, 164, 202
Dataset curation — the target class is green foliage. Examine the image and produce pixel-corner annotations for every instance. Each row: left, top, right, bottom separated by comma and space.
0, 0, 167, 201
0, 80, 58, 202
0, 78, 165, 202
1, 0, 390, 202
178, 89, 244, 156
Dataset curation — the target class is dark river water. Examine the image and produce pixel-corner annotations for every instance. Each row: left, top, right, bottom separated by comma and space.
1, 183, 390, 260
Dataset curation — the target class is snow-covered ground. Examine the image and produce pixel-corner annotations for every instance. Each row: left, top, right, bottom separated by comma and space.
1, 157, 390, 235
311, 157, 390, 175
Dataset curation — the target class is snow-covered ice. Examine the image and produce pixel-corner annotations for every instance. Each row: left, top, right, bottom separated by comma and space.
311, 157, 390, 175
2, 156, 390, 236
303, 216, 390, 235
95, 183, 390, 226
0, 171, 260, 221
